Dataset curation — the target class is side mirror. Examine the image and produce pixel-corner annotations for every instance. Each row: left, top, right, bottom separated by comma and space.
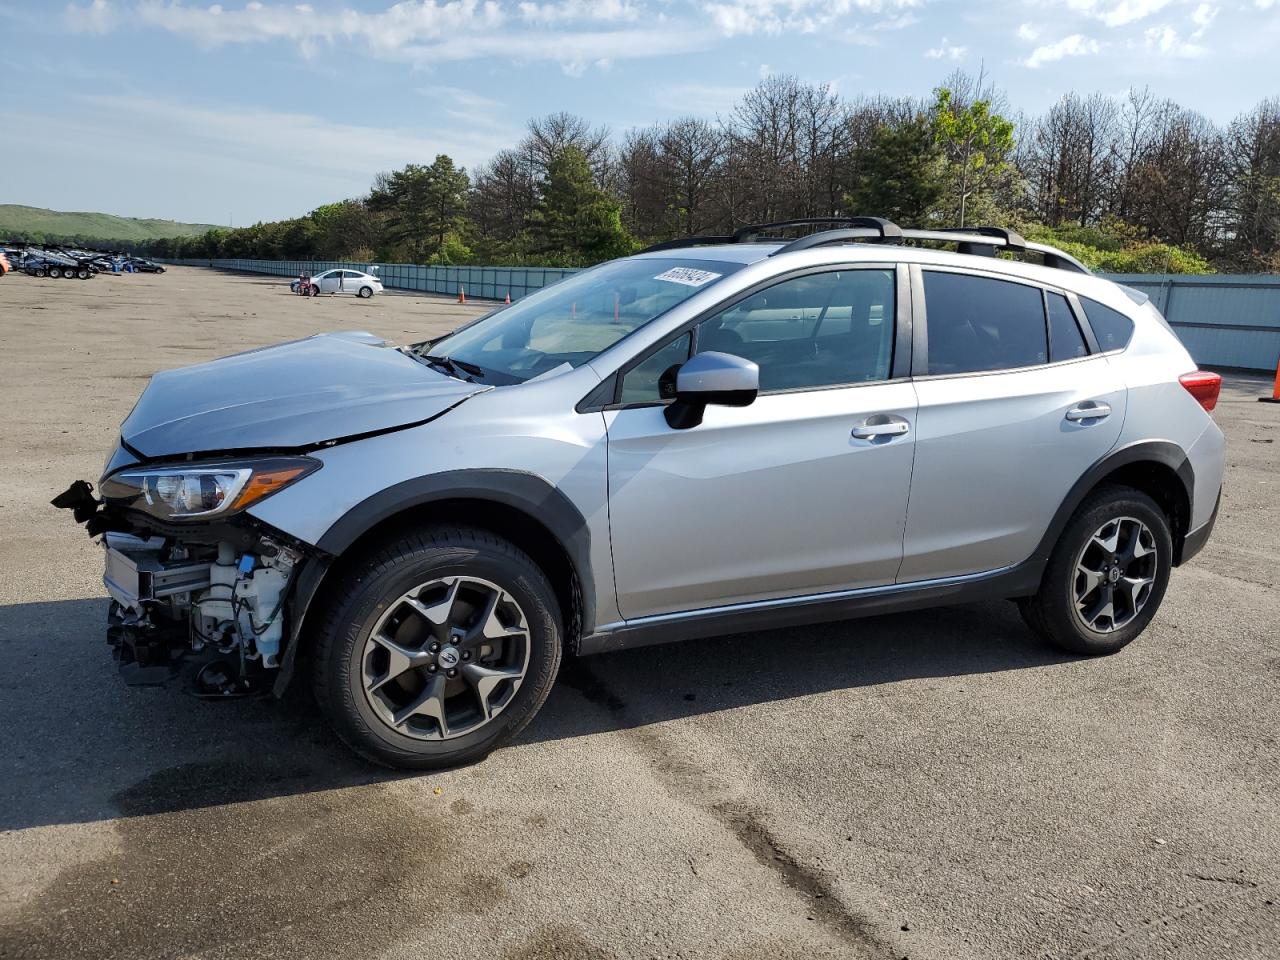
664, 351, 759, 429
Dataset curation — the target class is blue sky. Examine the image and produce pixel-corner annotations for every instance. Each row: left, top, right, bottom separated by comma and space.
3, 0, 1278, 225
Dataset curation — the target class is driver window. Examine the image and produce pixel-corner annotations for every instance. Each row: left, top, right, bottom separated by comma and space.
697, 269, 895, 393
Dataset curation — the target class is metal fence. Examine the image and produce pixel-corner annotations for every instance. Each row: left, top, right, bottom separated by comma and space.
161, 259, 1280, 372
163, 258, 580, 302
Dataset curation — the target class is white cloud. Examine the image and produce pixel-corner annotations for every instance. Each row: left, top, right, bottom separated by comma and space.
1189, 2, 1217, 38
1022, 32, 1100, 67
700, 0, 920, 37
1143, 23, 1206, 56
63, 0, 114, 33
124, 0, 507, 50
925, 37, 966, 60
518, 0, 639, 24
874, 12, 918, 30
1017, 22, 1039, 41
72, 1, 713, 72
1062, 0, 1173, 26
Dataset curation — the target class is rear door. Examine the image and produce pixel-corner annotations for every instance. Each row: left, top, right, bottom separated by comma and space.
899, 267, 1126, 582
605, 265, 918, 620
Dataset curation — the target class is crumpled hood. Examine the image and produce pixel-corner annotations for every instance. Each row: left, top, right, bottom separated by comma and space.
121, 331, 486, 458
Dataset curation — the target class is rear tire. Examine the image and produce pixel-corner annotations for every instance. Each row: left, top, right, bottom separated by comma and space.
312, 526, 562, 769
48, 267, 62, 279
1019, 485, 1172, 655
359, 285, 373, 298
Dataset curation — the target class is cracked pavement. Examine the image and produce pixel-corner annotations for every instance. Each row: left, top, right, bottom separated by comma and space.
1, 267, 1277, 959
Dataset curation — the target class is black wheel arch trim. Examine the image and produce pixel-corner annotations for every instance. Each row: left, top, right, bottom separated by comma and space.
1030, 439, 1195, 567
313, 467, 595, 630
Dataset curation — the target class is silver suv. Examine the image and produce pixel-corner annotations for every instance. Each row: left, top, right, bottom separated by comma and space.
57, 219, 1225, 769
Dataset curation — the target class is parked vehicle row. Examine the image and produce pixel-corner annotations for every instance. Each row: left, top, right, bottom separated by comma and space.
2, 245, 166, 279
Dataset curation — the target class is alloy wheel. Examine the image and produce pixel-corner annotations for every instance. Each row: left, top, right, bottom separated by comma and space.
360, 575, 530, 741
1072, 516, 1158, 633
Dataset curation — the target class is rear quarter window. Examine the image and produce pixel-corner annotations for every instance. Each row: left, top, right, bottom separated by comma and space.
1080, 297, 1136, 352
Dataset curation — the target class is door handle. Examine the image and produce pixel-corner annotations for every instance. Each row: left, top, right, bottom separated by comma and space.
1065, 401, 1111, 423
851, 418, 910, 440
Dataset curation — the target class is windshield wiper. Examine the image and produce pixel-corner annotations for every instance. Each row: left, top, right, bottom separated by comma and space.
415, 352, 485, 383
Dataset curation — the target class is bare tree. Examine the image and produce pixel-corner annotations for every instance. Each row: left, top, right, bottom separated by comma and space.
1125, 107, 1229, 248
1223, 98, 1280, 267
469, 149, 536, 247
1025, 92, 1118, 226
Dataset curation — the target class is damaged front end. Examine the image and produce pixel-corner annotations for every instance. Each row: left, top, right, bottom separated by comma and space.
53, 460, 321, 697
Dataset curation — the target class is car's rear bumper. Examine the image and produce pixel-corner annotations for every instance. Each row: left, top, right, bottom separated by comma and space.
1180, 489, 1220, 564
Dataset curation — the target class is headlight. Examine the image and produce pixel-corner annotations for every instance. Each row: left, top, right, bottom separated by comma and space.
100, 456, 320, 521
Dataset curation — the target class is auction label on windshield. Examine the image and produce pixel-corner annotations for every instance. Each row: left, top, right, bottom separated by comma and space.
653, 267, 721, 286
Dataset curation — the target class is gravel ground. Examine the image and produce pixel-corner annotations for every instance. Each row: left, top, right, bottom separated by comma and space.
0, 265, 1277, 960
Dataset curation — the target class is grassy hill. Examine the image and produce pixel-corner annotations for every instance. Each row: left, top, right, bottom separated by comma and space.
0, 205, 216, 244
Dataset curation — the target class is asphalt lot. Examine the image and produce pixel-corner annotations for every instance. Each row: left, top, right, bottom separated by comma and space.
0, 265, 1277, 960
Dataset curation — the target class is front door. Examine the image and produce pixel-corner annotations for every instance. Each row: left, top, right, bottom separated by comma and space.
899, 268, 1126, 582
605, 266, 918, 620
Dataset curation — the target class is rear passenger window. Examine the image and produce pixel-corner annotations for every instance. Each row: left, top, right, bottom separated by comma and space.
1080, 298, 1136, 352
1047, 293, 1088, 362
923, 272, 1047, 375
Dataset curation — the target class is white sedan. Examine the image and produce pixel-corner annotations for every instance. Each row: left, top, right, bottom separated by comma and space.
291, 269, 383, 298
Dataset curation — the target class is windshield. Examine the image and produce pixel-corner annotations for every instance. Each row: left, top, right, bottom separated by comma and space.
421, 257, 741, 383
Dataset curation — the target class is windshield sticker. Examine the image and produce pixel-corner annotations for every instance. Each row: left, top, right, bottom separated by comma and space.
653, 267, 721, 287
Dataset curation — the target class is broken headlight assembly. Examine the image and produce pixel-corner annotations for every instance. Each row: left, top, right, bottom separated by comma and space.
99, 456, 320, 521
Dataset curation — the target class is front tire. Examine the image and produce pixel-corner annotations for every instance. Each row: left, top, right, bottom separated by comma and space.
313, 526, 562, 769
1019, 485, 1172, 655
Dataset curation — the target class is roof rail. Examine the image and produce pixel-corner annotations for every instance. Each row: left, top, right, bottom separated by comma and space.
639, 234, 736, 253
639, 217, 1090, 274
732, 217, 903, 243
947, 226, 1027, 254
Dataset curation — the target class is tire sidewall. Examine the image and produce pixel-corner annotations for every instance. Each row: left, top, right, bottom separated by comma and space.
320, 536, 561, 767
1049, 489, 1173, 654
359, 286, 373, 298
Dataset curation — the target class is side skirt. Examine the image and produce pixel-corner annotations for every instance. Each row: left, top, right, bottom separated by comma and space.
577, 560, 1046, 656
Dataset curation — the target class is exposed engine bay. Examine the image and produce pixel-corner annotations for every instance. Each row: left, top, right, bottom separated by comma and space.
54, 479, 313, 697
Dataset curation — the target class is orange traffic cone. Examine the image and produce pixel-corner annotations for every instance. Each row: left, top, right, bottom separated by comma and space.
1261, 357, 1280, 404
458, 286, 466, 304
504, 292, 511, 304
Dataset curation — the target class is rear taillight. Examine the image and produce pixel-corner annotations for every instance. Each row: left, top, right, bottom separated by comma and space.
1179, 370, 1222, 412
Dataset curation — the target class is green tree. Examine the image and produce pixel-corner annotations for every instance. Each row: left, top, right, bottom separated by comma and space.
528, 146, 635, 265
846, 116, 945, 225
933, 87, 1016, 227
368, 155, 470, 263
